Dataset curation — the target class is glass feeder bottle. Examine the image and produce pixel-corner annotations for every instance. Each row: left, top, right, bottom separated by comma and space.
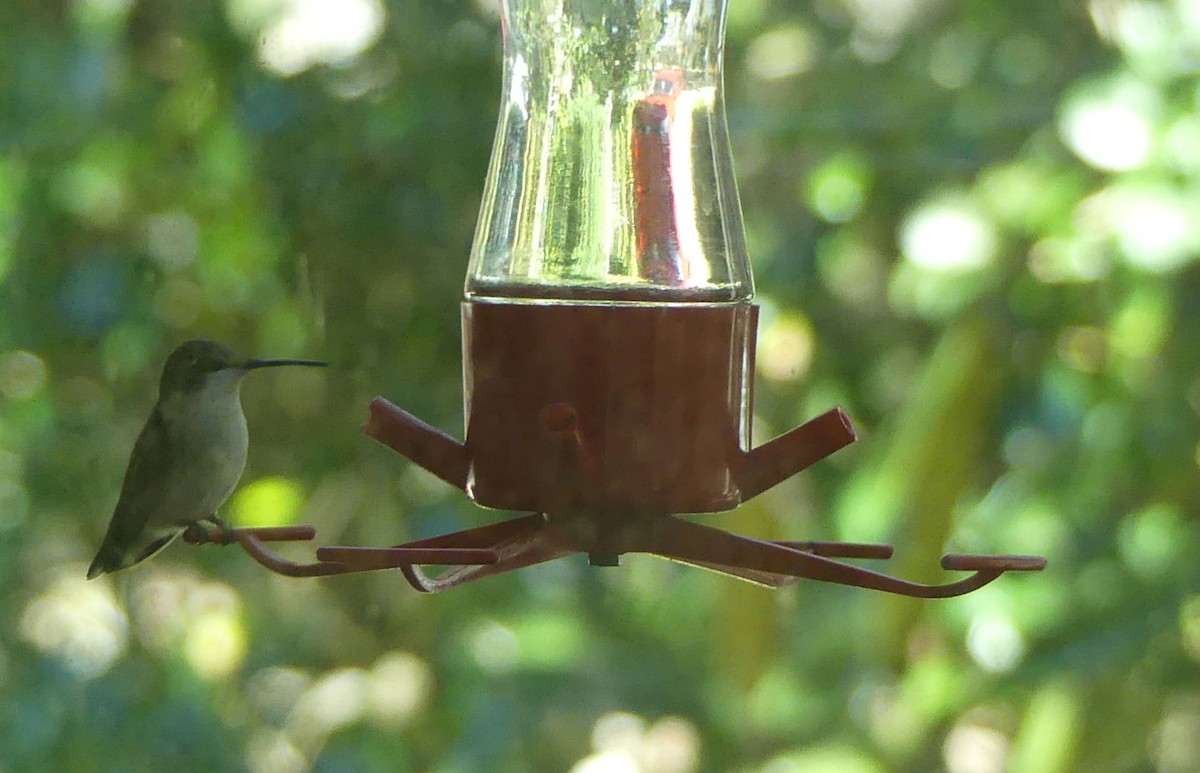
460, 0, 765, 516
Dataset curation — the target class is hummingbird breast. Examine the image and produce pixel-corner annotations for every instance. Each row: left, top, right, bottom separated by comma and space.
157, 371, 250, 526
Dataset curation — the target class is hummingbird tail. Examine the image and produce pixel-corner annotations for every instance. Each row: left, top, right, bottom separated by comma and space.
86, 552, 111, 580
87, 536, 125, 579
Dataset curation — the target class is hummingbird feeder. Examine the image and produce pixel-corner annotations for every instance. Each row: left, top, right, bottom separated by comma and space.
192, 0, 1044, 594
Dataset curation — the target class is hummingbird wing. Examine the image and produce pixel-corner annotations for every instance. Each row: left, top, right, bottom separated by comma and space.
92, 405, 177, 573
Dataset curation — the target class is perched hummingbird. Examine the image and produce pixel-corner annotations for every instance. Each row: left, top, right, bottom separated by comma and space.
87, 339, 326, 579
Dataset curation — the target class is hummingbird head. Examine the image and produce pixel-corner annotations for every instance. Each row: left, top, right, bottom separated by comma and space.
160, 340, 327, 396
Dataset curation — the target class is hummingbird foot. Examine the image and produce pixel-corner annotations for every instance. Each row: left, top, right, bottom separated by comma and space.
186, 516, 237, 545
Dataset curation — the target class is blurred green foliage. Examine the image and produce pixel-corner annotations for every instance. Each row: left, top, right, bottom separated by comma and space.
2, 0, 1199, 771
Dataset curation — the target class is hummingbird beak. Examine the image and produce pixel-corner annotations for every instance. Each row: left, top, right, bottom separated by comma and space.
241, 358, 328, 370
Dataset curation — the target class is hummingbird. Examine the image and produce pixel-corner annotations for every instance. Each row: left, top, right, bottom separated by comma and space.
87, 339, 327, 579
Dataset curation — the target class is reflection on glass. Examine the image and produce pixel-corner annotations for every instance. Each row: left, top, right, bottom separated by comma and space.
466, 0, 751, 303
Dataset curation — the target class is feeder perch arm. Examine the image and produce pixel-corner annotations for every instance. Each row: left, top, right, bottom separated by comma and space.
363, 396, 470, 490
633, 516, 1046, 598
734, 407, 857, 501
182, 524, 363, 577
182, 523, 502, 578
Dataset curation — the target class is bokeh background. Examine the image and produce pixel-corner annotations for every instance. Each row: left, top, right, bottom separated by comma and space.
2, 0, 1199, 771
